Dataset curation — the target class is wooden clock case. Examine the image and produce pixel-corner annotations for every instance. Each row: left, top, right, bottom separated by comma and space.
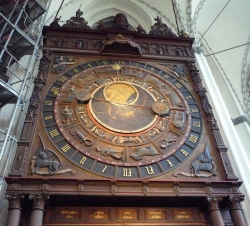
5, 21, 245, 226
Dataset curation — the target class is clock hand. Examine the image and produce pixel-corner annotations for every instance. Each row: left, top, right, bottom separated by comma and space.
91, 97, 186, 114
91, 96, 153, 109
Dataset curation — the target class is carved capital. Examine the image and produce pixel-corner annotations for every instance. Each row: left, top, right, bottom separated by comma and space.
5, 194, 24, 210
228, 195, 245, 210
207, 196, 223, 212
29, 194, 49, 211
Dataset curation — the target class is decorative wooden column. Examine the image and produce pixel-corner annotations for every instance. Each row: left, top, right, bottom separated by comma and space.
5, 194, 24, 226
29, 194, 49, 226
207, 196, 224, 226
228, 195, 247, 226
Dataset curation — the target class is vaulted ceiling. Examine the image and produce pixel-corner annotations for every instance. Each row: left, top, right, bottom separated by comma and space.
45, 0, 250, 120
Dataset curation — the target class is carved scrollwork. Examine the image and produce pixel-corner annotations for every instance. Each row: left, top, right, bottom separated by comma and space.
188, 61, 218, 128
26, 51, 51, 122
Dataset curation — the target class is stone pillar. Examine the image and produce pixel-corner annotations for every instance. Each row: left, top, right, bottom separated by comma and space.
228, 195, 247, 226
29, 194, 49, 226
5, 194, 24, 226
207, 196, 224, 226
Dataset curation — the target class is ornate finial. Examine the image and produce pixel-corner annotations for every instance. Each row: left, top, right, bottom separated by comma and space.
149, 14, 176, 36
154, 15, 162, 25
50, 16, 61, 27
62, 6, 90, 29
76, 8, 83, 17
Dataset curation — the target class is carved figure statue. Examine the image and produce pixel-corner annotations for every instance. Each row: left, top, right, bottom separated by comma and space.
180, 30, 189, 38
135, 24, 146, 34
32, 137, 62, 175
29, 84, 42, 108
26, 108, 36, 121
173, 111, 185, 130
167, 90, 183, 107
51, 56, 77, 74
50, 16, 61, 27
160, 137, 177, 149
174, 47, 184, 56
96, 20, 105, 30
157, 46, 164, 55
55, 38, 64, 47
112, 13, 129, 29
96, 147, 124, 161
149, 15, 176, 36
191, 143, 217, 177
63, 85, 76, 103
154, 15, 163, 26
62, 105, 77, 126
198, 87, 213, 115
62, 8, 90, 29
32, 150, 61, 175
76, 40, 84, 48
130, 145, 159, 161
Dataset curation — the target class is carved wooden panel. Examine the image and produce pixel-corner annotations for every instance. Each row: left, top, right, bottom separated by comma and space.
9, 146, 28, 176
44, 206, 207, 225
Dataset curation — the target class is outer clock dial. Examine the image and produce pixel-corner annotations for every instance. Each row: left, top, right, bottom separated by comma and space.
43, 59, 202, 179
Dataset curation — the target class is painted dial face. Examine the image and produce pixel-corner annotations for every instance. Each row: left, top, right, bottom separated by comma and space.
43, 59, 202, 179
89, 81, 157, 133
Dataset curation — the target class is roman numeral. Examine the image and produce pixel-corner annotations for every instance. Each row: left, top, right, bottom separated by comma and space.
44, 115, 53, 121
80, 156, 87, 165
49, 129, 59, 138
167, 160, 174, 167
145, 166, 154, 175
180, 149, 189, 156
123, 168, 132, 177
62, 144, 71, 152
189, 134, 198, 143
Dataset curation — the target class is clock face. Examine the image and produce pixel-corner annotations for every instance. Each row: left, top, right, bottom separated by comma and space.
43, 59, 202, 179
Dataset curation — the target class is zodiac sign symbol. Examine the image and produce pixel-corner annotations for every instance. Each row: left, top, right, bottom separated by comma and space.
96, 147, 125, 161
130, 145, 159, 161
70, 128, 93, 146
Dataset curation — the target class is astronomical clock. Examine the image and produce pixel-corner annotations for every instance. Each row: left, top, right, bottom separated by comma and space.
42, 59, 203, 179
5, 11, 246, 226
